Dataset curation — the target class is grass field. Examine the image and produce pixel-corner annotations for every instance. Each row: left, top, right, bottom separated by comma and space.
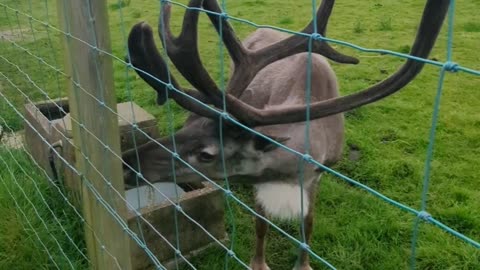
1, 0, 479, 269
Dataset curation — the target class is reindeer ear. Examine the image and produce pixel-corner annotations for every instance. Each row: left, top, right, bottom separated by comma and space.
253, 134, 290, 152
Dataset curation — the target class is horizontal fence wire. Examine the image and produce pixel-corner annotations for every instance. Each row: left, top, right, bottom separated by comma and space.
0, 0, 479, 270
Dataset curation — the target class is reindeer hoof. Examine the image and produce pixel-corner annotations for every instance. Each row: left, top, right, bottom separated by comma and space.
250, 261, 270, 270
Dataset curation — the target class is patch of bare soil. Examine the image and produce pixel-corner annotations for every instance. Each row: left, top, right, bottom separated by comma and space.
0, 126, 24, 149
0, 28, 34, 43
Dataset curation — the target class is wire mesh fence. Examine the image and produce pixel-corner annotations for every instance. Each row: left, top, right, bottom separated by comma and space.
0, 0, 479, 269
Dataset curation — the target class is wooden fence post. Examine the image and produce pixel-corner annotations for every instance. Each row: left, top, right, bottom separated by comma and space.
56, 0, 132, 269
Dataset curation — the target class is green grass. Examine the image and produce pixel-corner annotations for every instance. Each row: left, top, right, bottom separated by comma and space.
378, 17, 393, 31
0, 146, 87, 270
1, 0, 480, 269
109, 0, 131, 11
353, 20, 364, 34
278, 17, 294, 26
463, 22, 480, 33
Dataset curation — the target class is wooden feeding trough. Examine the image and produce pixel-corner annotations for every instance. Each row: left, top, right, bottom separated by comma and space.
23, 98, 227, 269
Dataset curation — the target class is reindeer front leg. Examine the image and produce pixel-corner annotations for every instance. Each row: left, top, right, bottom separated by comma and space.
293, 205, 314, 270
250, 203, 270, 270
293, 181, 318, 270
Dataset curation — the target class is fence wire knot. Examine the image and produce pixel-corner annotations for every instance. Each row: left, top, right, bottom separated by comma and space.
443, 61, 459, 72
220, 112, 230, 120
302, 154, 313, 163
417, 211, 431, 221
300, 242, 310, 250
220, 12, 228, 20
311, 33, 323, 41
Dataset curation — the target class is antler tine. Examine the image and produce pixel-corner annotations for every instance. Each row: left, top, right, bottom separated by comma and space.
201, 0, 252, 99
254, 0, 359, 66
202, 0, 248, 66
222, 0, 451, 126
202, 0, 359, 98
314, 0, 333, 35
128, 22, 218, 119
158, 0, 224, 107
128, 22, 178, 105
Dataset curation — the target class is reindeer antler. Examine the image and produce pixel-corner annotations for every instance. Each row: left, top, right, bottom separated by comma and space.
202, 0, 359, 97
129, 0, 450, 127
127, 22, 219, 118
158, 0, 225, 107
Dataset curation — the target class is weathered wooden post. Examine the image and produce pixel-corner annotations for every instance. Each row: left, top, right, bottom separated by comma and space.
56, 0, 132, 269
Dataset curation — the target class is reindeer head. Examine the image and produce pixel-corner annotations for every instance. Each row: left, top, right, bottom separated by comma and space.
122, 113, 292, 187
123, 0, 449, 187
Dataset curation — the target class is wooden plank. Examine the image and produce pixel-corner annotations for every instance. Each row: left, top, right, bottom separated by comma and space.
56, 0, 132, 269
127, 183, 226, 270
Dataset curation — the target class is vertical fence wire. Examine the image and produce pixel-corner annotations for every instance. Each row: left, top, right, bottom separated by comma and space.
114, 0, 150, 259
157, 1, 194, 268
409, 0, 458, 269
215, 2, 241, 269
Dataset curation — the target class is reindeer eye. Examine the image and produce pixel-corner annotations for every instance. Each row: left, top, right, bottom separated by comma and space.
198, 151, 216, 162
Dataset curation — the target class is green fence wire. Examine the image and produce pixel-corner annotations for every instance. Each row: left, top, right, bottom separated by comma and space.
0, 0, 479, 270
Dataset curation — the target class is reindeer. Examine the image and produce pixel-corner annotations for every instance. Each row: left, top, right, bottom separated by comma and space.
123, 0, 449, 269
